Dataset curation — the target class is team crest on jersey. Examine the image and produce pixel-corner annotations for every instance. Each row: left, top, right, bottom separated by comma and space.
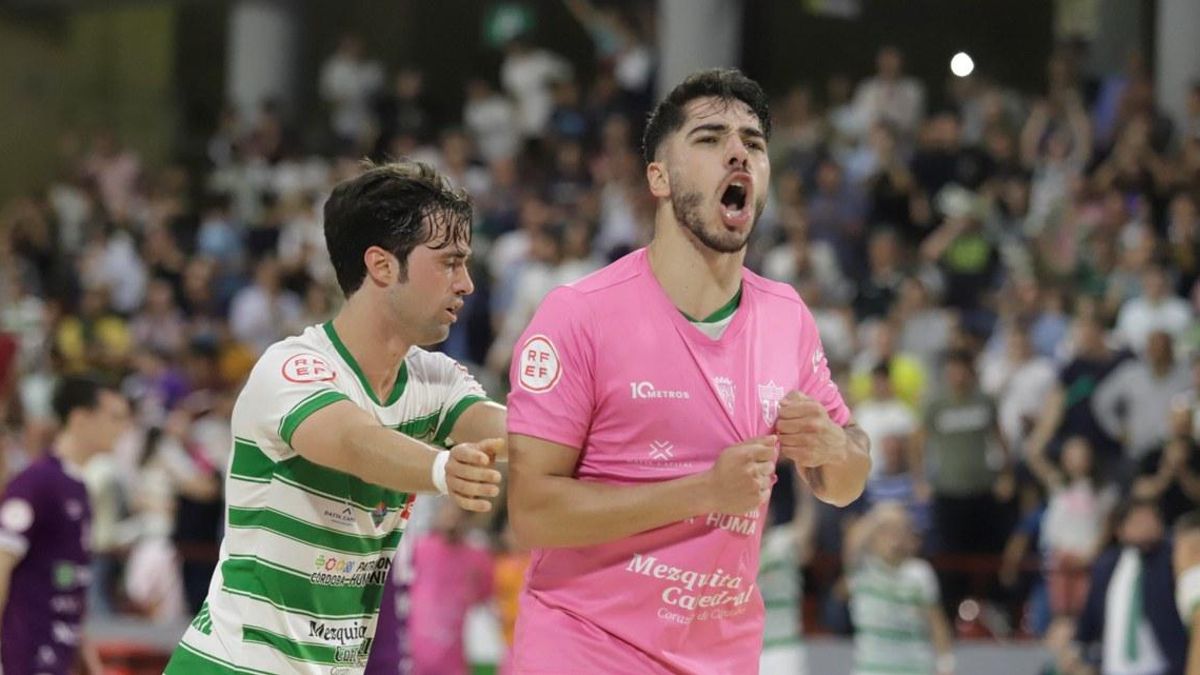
758, 380, 785, 425
371, 501, 389, 527
713, 376, 736, 412
518, 335, 562, 393
282, 353, 337, 383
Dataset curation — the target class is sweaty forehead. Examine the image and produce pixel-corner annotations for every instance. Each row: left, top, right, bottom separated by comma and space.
680, 97, 762, 131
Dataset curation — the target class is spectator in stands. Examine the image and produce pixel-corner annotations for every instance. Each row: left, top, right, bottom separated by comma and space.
499, 36, 572, 141
1094, 330, 1192, 469
1071, 499, 1187, 675
980, 321, 1058, 452
463, 78, 520, 164
319, 34, 384, 150
55, 288, 132, 378
228, 255, 304, 355
849, 320, 927, 409
1130, 403, 1200, 528
1114, 265, 1194, 354
1026, 436, 1118, 619
1026, 309, 1130, 477
850, 46, 925, 142
915, 349, 1013, 558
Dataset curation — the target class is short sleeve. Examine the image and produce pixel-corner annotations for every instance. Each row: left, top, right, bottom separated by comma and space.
420, 352, 489, 445
239, 343, 352, 454
0, 470, 44, 559
909, 559, 940, 606
506, 286, 596, 449
797, 304, 851, 426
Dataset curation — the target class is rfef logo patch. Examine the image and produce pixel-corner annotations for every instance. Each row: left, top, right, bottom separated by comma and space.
283, 354, 337, 383
518, 335, 561, 392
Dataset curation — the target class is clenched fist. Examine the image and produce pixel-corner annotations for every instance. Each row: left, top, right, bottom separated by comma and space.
776, 391, 847, 468
446, 439, 504, 512
706, 436, 777, 515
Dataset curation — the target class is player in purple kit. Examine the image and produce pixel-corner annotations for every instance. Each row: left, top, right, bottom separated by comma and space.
0, 377, 131, 675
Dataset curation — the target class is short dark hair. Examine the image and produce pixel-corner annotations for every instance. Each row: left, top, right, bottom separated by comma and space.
945, 349, 976, 371
1115, 497, 1162, 527
642, 68, 771, 164
52, 376, 113, 423
323, 160, 473, 297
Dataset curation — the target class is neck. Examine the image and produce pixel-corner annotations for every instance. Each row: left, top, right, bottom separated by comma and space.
53, 433, 91, 468
332, 295, 412, 401
647, 209, 745, 320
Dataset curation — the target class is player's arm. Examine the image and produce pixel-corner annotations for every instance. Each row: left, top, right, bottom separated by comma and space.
1025, 385, 1065, 457
508, 433, 775, 549
444, 400, 508, 459
928, 603, 955, 675
777, 391, 870, 507
292, 400, 501, 512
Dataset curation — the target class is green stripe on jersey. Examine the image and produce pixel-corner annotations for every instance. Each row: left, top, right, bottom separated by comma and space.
242, 625, 370, 668
854, 584, 928, 606
167, 640, 276, 675
393, 410, 439, 440
220, 555, 385, 619
229, 440, 407, 513
434, 395, 488, 444
279, 390, 350, 446
227, 507, 402, 556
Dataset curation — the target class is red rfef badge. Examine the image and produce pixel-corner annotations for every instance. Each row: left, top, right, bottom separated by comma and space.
282, 354, 337, 383
518, 335, 561, 392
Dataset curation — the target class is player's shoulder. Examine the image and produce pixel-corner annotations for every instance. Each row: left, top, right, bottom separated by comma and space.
403, 346, 466, 379
743, 268, 807, 309
901, 557, 937, 582
560, 248, 649, 298
246, 324, 342, 386
2, 455, 60, 499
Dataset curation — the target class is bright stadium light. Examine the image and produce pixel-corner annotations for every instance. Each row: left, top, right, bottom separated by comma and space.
950, 51, 975, 78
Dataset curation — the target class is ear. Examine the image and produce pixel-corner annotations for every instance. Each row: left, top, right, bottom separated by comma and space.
646, 158, 670, 199
363, 246, 398, 287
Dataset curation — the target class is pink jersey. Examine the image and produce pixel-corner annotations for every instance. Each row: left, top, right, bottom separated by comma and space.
507, 248, 849, 674
407, 533, 493, 675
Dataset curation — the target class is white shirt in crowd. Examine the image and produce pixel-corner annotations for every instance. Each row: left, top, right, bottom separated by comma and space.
501, 49, 572, 138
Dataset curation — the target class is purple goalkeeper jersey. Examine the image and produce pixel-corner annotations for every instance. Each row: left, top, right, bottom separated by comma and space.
0, 454, 92, 675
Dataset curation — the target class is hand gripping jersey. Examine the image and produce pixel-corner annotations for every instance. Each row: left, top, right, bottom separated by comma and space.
507, 249, 849, 674
167, 322, 487, 674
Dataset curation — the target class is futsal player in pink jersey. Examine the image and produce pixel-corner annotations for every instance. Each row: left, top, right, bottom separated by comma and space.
505, 69, 872, 674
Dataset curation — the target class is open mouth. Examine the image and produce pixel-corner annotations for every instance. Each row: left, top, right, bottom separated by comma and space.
718, 175, 752, 228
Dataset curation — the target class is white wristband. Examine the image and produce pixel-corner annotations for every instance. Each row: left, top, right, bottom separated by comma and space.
431, 450, 450, 495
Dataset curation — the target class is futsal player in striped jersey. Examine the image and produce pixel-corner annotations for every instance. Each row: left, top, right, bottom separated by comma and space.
166, 160, 506, 674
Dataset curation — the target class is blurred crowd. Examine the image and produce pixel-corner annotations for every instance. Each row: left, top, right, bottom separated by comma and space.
2, 0, 1200, 668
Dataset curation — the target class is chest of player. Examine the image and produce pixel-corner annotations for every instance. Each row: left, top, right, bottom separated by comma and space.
584, 308, 805, 476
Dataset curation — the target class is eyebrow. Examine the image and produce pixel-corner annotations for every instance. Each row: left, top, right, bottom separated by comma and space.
685, 123, 765, 140
440, 249, 471, 259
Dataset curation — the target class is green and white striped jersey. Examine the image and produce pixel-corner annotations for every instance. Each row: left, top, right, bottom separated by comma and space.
166, 321, 488, 674
759, 525, 804, 651
849, 556, 940, 675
